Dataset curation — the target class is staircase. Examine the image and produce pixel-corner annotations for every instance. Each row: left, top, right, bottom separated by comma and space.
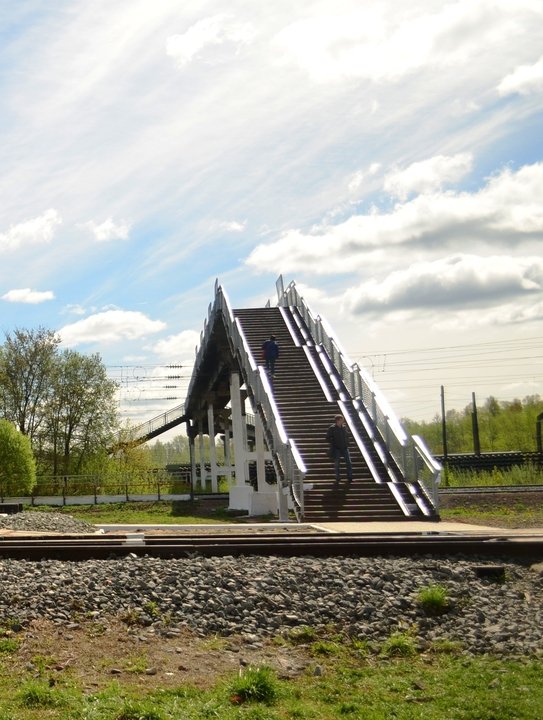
233, 306, 427, 522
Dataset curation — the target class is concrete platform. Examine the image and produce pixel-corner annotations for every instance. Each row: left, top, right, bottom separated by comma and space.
94, 520, 543, 539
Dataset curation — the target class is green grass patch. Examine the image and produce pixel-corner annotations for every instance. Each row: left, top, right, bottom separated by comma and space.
417, 584, 450, 616
440, 505, 543, 528
0, 638, 18, 654
26, 500, 236, 525
0, 653, 542, 718
228, 665, 279, 705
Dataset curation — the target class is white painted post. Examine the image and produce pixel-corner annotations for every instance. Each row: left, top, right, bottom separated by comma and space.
198, 420, 206, 490
255, 413, 266, 493
208, 404, 218, 493
230, 373, 247, 486
229, 372, 254, 512
223, 427, 232, 484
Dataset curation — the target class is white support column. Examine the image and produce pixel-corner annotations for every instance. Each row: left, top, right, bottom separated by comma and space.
223, 427, 232, 485
208, 403, 218, 493
188, 422, 197, 497
230, 373, 246, 487
255, 414, 266, 493
198, 420, 206, 490
229, 372, 253, 511
251, 412, 278, 517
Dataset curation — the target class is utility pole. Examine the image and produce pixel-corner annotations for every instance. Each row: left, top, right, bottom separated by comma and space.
471, 391, 481, 456
440, 385, 448, 460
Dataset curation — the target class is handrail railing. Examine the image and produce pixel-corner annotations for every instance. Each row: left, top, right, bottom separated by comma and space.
189, 280, 306, 520
277, 277, 441, 509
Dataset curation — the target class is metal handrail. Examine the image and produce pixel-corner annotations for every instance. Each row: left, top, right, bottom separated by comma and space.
277, 277, 441, 508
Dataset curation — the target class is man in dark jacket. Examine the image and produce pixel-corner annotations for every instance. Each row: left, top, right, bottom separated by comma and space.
326, 414, 353, 485
262, 335, 279, 376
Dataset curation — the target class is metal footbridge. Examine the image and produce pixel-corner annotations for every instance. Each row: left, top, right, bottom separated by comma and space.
121, 277, 441, 523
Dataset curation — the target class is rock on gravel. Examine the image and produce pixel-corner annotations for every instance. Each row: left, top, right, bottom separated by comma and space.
0, 511, 95, 534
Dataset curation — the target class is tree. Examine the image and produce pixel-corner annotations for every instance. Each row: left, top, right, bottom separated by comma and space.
0, 419, 36, 497
0, 327, 60, 441
42, 350, 118, 475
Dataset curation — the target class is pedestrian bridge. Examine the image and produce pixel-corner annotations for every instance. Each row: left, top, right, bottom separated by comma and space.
125, 277, 441, 523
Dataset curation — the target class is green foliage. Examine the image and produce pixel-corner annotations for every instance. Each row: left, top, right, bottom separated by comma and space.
17, 681, 67, 708
287, 625, 318, 644
380, 631, 418, 657
0, 419, 36, 496
0, 637, 18, 654
114, 700, 165, 720
229, 666, 279, 705
416, 585, 450, 616
446, 463, 542, 487
0, 327, 119, 478
404, 393, 543, 454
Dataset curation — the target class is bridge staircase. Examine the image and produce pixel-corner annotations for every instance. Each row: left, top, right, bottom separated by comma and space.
233, 306, 434, 521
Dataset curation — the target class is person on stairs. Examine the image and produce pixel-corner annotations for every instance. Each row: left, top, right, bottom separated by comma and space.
326, 414, 353, 486
261, 334, 279, 377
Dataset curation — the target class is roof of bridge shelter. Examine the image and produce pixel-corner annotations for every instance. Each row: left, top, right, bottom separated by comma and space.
183, 297, 243, 435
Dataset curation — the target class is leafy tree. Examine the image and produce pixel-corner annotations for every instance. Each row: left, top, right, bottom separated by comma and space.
405, 394, 543, 454
0, 419, 36, 496
42, 350, 118, 475
0, 327, 59, 441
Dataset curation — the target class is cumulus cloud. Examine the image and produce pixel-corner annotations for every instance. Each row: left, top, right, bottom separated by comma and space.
246, 162, 543, 275
384, 153, 473, 199
498, 54, 543, 96
344, 254, 543, 315
153, 330, 200, 360
86, 217, 131, 242
0, 209, 61, 252
1, 288, 55, 304
59, 310, 166, 347
166, 15, 255, 68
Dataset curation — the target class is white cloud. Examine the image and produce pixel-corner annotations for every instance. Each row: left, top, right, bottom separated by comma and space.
208, 219, 247, 233
348, 171, 365, 193
62, 304, 86, 316
0, 209, 61, 252
344, 254, 543, 314
59, 310, 166, 347
384, 153, 473, 199
246, 162, 543, 275
1, 288, 55, 304
166, 15, 256, 69
153, 330, 200, 360
498, 54, 543, 96
86, 217, 131, 242
273, 1, 532, 84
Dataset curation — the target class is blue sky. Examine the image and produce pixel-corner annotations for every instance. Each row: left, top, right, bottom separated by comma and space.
1, 0, 542, 430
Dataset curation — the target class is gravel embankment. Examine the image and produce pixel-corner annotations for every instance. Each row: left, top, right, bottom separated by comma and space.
1, 513, 542, 656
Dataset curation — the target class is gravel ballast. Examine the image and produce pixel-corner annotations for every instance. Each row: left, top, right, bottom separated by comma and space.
1, 512, 542, 657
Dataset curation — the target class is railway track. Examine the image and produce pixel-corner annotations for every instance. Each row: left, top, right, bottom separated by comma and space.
1, 530, 542, 561
440, 485, 543, 494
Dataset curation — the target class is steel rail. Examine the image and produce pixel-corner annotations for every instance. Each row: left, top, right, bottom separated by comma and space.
1, 531, 542, 560
440, 485, 543, 494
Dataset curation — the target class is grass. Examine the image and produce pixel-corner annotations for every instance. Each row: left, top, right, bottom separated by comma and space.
2, 653, 542, 719
26, 500, 240, 525
440, 504, 543, 528
416, 584, 450, 616
444, 464, 543, 487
